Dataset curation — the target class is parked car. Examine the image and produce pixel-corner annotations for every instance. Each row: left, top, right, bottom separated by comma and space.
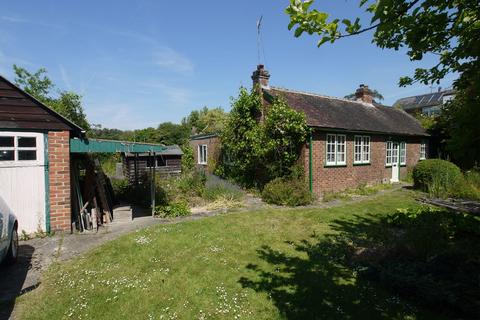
0, 196, 18, 264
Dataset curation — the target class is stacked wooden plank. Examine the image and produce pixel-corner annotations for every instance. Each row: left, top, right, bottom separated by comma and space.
71, 155, 115, 232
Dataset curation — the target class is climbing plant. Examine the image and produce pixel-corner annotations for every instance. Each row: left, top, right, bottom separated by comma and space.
219, 87, 308, 187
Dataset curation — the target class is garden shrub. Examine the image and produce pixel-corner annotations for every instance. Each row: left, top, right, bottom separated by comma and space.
261, 178, 312, 206
154, 201, 190, 218
358, 207, 480, 317
202, 185, 243, 202
412, 159, 462, 196
465, 168, 480, 189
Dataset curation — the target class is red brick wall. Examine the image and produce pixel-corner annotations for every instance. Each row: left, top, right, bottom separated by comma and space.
189, 136, 221, 173
303, 131, 422, 196
48, 131, 71, 231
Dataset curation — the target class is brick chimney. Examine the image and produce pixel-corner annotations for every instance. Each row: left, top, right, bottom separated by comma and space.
355, 84, 373, 104
251, 64, 270, 88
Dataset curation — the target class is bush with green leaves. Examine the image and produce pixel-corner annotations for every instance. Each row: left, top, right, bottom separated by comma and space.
367, 206, 480, 317
412, 159, 462, 196
154, 201, 190, 218
261, 177, 312, 206
219, 87, 308, 187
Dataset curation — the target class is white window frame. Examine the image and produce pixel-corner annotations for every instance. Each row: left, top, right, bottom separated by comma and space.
354, 135, 371, 164
399, 142, 406, 166
0, 132, 44, 167
385, 141, 406, 166
198, 144, 208, 165
325, 134, 346, 166
420, 140, 427, 160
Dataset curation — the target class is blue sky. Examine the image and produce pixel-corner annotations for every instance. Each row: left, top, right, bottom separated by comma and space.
0, 0, 456, 130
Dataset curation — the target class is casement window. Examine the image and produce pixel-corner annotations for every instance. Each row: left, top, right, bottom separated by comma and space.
399, 142, 406, 165
385, 141, 406, 166
420, 141, 427, 160
386, 141, 393, 166
146, 156, 167, 168
326, 134, 346, 166
354, 136, 371, 164
198, 144, 208, 164
0, 134, 38, 162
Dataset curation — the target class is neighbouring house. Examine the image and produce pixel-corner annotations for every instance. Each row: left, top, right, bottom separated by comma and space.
122, 145, 183, 182
190, 133, 221, 173
0, 75, 166, 233
394, 88, 455, 116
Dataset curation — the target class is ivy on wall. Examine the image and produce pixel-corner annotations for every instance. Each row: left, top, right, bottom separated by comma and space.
218, 87, 308, 187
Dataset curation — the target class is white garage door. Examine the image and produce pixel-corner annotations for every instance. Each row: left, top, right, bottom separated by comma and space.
0, 132, 46, 234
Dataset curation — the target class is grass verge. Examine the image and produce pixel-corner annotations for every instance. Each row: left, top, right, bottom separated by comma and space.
16, 189, 454, 319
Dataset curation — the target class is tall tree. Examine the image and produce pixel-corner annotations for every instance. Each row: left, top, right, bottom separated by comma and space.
157, 122, 190, 145
182, 106, 228, 135
13, 65, 90, 130
286, 0, 480, 168
286, 0, 479, 88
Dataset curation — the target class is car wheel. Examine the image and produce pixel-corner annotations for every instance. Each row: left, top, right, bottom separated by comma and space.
6, 227, 18, 264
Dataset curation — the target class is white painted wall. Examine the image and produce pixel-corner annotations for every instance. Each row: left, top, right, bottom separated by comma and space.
0, 132, 46, 234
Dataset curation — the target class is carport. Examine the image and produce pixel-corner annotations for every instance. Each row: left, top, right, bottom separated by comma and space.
69, 138, 166, 232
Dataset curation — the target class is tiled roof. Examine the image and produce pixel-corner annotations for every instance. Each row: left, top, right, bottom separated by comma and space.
263, 87, 427, 137
393, 89, 455, 110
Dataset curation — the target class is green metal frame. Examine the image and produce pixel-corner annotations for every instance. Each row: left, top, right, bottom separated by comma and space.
70, 138, 167, 153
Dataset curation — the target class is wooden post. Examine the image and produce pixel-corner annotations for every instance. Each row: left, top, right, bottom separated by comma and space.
134, 153, 139, 185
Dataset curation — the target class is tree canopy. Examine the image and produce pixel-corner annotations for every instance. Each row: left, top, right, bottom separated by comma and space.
286, 0, 480, 168
13, 65, 90, 130
286, 0, 479, 89
182, 106, 228, 135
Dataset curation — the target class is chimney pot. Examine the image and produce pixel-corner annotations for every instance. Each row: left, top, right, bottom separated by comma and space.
355, 84, 373, 104
252, 64, 270, 88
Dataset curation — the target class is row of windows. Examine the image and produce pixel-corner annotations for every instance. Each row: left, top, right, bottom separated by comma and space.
325, 134, 427, 167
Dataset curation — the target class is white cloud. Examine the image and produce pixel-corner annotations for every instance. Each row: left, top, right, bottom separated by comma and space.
111, 30, 194, 76
152, 47, 194, 75
140, 81, 191, 107
88, 103, 152, 130
59, 64, 72, 90
0, 15, 28, 23
0, 14, 66, 32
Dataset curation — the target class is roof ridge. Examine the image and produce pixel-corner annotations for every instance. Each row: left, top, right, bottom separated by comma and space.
396, 88, 455, 101
269, 86, 375, 107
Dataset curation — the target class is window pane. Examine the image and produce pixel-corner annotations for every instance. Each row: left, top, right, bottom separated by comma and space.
18, 150, 37, 160
0, 150, 14, 161
157, 157, 166, 166
18, 137, 36, 148
0, 137, 14, 147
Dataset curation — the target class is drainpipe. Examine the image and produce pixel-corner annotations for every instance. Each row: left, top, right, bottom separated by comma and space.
309, 130, 313, 193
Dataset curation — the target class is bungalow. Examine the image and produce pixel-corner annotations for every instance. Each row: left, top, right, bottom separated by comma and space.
191, 66, 428, 196
253, 65, 428, 195
0, 75, 166, 233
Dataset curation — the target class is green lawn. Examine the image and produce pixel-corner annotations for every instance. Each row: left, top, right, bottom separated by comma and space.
17, 189, 446, 319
